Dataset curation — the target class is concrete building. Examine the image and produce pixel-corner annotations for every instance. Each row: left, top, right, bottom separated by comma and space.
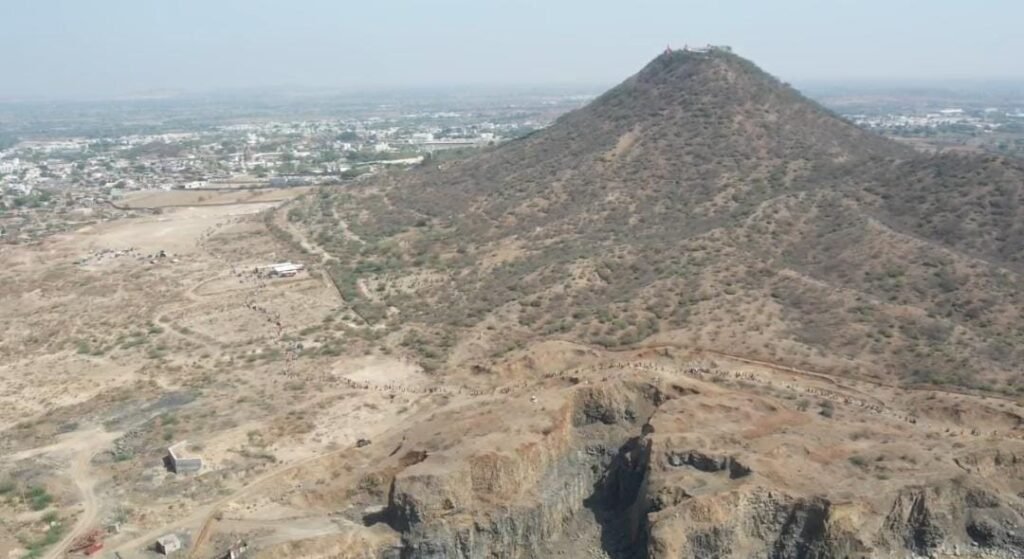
268, 176, 310, 187
155, 534, 182, 555
0, 158, 21, 174
165, 442, 203, 474
268, 262, 304, 277
221, 540, 249, 559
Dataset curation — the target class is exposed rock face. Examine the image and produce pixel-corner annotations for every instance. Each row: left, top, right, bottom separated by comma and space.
648, 486, 833, 558
383, 381, 664, 558
292, 344, 1024, 556
388, 448, 601, 558
664, 450, 751, 479
368, 367, 1024, 559
372, 388, 1020, 558
640, 392, 1024, 559
292, 42, 1024, 559
882, 486, 947, 554
646, 476, 1024, 559
879, 482, 1024, 555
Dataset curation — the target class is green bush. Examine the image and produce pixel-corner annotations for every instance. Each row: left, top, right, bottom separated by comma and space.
848, 455, 869, 468
28, 486, 53, 511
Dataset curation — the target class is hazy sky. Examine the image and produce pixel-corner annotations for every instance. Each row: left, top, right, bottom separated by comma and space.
2, 0, 1022, 99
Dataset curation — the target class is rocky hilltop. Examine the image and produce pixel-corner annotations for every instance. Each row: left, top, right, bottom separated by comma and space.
251, 345, 1024, 559
300, 47, 1024, 391
273, 49, 1024, 558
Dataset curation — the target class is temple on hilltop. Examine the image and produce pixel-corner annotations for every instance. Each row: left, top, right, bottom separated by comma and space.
674, 43, 733, 54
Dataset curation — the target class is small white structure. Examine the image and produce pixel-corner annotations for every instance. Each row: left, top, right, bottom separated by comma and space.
0, 158, 21, 174
223, 540, 249, 558
156, 533, 182, 555
165, 442, 203, 474
268, 262, 305, 278
682, 43, 733, 54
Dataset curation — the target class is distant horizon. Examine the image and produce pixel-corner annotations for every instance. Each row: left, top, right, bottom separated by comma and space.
3, 1, 1024, 101
3, 75, 1024, 105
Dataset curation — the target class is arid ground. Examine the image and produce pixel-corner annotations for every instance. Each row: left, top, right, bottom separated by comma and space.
3, 184, 1024, 559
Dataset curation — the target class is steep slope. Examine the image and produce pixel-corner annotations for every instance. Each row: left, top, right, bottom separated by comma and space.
265, 347, 1024, 559
390, 48, 906, 230
296, 48, 1024, 392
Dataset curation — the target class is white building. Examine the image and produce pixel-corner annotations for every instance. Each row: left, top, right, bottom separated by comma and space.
155, 534, 182, 555
0, 158, 20, 174
165, 441, 202, 474
267, 262, 305, 277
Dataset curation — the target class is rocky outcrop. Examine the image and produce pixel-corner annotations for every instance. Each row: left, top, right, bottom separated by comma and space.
881, 486, 946, 554
880, 482, 1024, 556
647, 487, 865, 558
362, 364, 1024, 559
383, 381, 666, 558
387, 445, 603, 558
664, 450, 751, 479
643, 480, 1024, 559
586, 436, 653, 558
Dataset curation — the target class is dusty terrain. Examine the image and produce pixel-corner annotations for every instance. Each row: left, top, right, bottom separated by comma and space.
3, 186, 1024, 559
297, 49, 1024, 395
4, 49, 1024, 559
0, 187, 424, 558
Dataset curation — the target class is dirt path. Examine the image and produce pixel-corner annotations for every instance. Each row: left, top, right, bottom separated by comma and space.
230, 516, 343, 547
107, 421, 401, 556
107, 383, 437, 555
41, 430, 120, 559
273, 204, 335, 266
152, 305, 222, 353
266, 203, 349, 308
331, 208, 364, 245
548, 336, 1023, 408
45, 451, 100, 559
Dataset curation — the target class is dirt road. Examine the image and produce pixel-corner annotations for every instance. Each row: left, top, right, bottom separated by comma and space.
107, 411, 413, 556
43, 430, 119, 559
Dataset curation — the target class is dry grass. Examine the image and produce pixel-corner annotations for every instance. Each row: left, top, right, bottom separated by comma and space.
295, 50, 1024, 393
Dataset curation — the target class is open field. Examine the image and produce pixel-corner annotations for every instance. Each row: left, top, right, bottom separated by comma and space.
3, 51, 1024, 559
3, 184, 1024, 559
119, 187, 313, 210
0, 186, 408, 558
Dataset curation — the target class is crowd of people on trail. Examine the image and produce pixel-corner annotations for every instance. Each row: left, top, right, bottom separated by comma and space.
334, 376, 464, 395
76, 247, 141, 266
559, 359, 895, 414
196, 218, 239, 251
296, 352, 1014, 440
297, 369, 543, 399
544, 359, 1015, 439
234, 263, 304, 375
76, 246, 173, 266
197, 218, 1012, 441
195, 215, 302, 377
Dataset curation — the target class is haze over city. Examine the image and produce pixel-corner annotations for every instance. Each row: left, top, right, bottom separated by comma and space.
4, 2, 1024, 559
2, 0, 1024, 99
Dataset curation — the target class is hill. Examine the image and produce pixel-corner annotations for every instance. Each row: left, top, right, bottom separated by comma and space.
294, 48, 1024, 393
